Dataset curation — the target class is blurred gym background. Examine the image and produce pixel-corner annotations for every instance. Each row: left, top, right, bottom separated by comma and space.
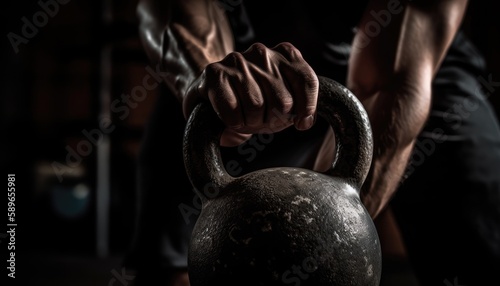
1, 0, 499, 285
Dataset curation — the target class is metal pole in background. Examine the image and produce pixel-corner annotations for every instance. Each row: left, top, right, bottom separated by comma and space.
97, 0, 113, 259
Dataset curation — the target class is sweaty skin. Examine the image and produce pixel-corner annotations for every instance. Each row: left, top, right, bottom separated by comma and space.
137, 0, 469, 217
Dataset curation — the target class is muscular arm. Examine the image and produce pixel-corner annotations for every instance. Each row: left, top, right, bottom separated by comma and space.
137, 0, 234, 102
137, 0, 320, 147
347, 0, 469, 218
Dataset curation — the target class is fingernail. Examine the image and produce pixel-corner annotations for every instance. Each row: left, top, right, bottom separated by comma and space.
296, 115, 314, 130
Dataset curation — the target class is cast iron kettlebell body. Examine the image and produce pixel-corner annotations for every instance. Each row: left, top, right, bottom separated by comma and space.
183, 76, 381, 286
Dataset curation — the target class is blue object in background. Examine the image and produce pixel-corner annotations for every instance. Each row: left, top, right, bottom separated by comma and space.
50, 183, 91, 220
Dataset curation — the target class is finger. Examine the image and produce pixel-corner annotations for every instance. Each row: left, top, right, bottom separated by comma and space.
241, 43, 275, 72
264, 74, 295, 133
220, 52, 265, 130
242, 44, 296, 132
270, 41, 305, 62
244, 64, 295, 133
272, 42, 319, 130
204, 62, 245, 129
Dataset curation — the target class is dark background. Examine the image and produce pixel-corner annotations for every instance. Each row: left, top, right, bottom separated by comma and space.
1, 0, 499, 285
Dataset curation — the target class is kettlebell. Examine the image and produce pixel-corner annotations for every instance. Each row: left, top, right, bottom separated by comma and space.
183, 76, 381, 286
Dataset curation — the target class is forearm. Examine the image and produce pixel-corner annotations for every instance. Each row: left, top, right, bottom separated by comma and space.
348, 0, 468, 218
137, 0, 234, 102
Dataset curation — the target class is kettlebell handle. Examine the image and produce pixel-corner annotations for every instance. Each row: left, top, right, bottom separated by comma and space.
183, 76, 373, 194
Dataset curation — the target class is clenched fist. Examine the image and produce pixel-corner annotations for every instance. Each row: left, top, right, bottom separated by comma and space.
184, 42, 319, 146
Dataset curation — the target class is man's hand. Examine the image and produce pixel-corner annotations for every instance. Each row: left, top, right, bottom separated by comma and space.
183, 42, 319, 146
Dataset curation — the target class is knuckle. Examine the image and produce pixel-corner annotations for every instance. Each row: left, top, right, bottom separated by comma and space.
303, 105, 317, 115
274, 95, 294, 114
205, 63, 224, 80
222, 51, 245, 67
302, 71, 319, 92
247, 96, 265, 111
292, 66, 318, 93
275, 42, 301, 59
277, 41, 296, 50
281, 99, 295, 113
245, 42, 269, 57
